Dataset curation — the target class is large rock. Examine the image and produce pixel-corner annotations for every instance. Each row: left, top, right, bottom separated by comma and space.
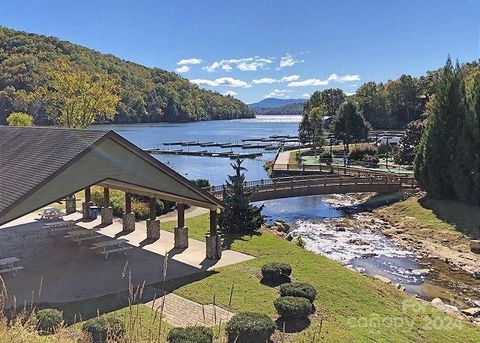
462, 307, 480, 317
374, 275, 391, 284
412, 268, 431, 276
470, 240, 480, 254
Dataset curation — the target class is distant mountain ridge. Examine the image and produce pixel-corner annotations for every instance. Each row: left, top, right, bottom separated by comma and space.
248, 98, 306, 109
249, 98, 306, 115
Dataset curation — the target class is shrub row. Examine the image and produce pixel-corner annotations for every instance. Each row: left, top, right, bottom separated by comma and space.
274, 296, 313, 318
279, 282, 317, 303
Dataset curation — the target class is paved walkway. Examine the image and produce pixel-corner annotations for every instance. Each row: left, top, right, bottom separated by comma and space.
146, 293, 234, 327
0, 210, 254, 304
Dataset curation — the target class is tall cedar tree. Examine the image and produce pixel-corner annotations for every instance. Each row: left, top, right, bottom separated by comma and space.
414, 58, 479, 204
331, 101, 370, 152
394, 120, 425, 165
218, 159, 264, 233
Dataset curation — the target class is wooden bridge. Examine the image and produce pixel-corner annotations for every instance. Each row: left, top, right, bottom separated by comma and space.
206, 173, 417, 202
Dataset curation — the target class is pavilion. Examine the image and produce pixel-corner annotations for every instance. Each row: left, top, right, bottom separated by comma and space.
0, 126, 224, 259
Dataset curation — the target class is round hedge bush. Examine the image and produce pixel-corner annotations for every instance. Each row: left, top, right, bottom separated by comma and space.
81, 316, 125, 342
167, 326, 213, 343
36, 308, 63, 334
274, 296, 313, 318
279, 282, 317, 303
225, 312, 276, 343
261, 262, 292, 281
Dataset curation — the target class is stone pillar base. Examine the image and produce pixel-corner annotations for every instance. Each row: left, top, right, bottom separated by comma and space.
82, 202, 90, 219
174, 227, 189, 249
206, 234, 222, 260
122, 213, 135, 232
101, 207, 113, 225
146, 219, 160, 240
65, 197, 76, 214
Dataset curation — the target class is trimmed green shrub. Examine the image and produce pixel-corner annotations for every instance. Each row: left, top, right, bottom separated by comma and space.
81, 316, 125, 343
167, 326, 213, 343
274, 296, 313, 318
261, 262, 292, 281
279, 282, 317, 303
225, 312, 276, 343
36, 309, 63, 334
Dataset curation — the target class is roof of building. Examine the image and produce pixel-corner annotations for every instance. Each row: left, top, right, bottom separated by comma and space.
0, 126, 222, 225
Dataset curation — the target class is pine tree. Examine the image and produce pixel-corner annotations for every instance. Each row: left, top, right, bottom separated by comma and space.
218, 159, 264, 233
414, 57, 479, 204
331, 101, 370, 152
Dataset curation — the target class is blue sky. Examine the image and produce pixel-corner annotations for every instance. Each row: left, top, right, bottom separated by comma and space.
1, 0, 479, 103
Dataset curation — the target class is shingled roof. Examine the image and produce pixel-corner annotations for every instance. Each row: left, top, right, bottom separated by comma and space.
0, 127, 109, 215
0, 126, 222, 225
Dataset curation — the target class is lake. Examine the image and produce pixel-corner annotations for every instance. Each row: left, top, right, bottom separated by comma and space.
100, 115, 301, 185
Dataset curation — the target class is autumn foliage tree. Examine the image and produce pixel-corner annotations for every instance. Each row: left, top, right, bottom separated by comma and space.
6, 112, 33, 126
38, 60, 120, 128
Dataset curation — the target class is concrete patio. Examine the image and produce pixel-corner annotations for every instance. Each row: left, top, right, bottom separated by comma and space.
0, 209, 254, 305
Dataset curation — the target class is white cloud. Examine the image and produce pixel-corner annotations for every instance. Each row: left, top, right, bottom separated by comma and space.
326, 73, 360, 83
345, 92, 355, 96
223, 90, 237, 96
177, 58, 202, 65
252, 78, 277, 84
278, 54, 303, 69
265, 89, 290, 98
280, 75, 300, 82
203, 56, 273, 72
191, 77, 249, 88
301, 93, 310, 98
288, 78, 329, 87
252, 75, 300, 84
287, 73, 361, 87
175, 65, 190, 73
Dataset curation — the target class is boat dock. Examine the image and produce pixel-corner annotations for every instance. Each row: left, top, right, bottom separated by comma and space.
144, 148, 263, 159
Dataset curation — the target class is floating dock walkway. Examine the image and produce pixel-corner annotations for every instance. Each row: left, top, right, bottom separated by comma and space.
144, 148, 263, 159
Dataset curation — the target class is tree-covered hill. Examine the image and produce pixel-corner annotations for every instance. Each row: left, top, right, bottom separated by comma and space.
0, 26, 254, 125
253, 102, 304, 115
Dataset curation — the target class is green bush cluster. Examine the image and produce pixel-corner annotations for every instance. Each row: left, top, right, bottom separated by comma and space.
167, 326, 213, 343
349, 143, 379, 165
279, 282, 317, 303
273, 296, 312, 318
225, 312, 276, 343
261, 262, 292, 281
81, 316, 125, 343
36, 309, 63, 334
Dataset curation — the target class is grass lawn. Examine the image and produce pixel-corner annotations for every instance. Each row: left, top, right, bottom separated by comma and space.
160, 214, 479, 342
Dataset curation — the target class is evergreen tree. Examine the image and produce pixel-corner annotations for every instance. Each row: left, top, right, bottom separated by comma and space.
414, 57, 479, 204
394, 120, 425, 165
218, 159, 264, 233
331, 101, 370, 152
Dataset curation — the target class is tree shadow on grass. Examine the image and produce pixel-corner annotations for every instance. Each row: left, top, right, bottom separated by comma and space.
419, 196, 480, 238
260, 276, 291, 287
219, 230, 261, 250
275, 317, 311, 333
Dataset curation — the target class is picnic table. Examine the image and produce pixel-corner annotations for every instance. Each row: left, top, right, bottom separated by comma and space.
65, 229, 103, 245
0, 257, 23, 275
89, 239, 132, 259
40, 208, 64, 220
43, 220, 76, 234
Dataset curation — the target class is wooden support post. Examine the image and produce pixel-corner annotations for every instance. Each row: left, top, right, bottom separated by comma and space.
125, 192, 132, 213
149, 197, 156, 221
209, 210, 217, 236
177, 203, 186, 228
85, 187, 91, 203
103, 187, 110, 207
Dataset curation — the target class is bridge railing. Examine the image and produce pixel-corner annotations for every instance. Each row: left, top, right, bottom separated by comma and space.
273, 163, 412, 177
205, 174, 417, 198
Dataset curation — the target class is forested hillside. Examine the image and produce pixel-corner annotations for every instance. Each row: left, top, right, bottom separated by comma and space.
0, 27, 254, 125
253, 103, 304, 115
